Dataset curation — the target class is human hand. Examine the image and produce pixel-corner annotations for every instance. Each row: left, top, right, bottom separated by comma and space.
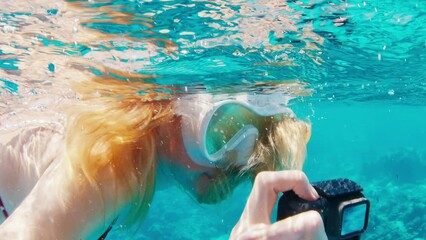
230, 170, 328, 240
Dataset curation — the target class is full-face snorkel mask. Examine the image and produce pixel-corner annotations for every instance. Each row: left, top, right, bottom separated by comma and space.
175, 93, 295, 168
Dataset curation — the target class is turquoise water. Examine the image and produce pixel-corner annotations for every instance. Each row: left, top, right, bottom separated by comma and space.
1, 0, 425, 239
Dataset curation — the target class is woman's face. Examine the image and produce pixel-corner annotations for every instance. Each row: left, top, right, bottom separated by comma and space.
156, 118, 241, 204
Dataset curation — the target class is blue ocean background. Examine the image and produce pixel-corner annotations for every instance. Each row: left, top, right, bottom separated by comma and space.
1, 0, 425, 239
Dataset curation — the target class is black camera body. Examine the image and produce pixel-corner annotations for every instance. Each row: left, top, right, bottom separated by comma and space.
277, 178, 370, 240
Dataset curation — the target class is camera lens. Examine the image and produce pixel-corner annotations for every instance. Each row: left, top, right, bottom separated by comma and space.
340, 198, 370, 237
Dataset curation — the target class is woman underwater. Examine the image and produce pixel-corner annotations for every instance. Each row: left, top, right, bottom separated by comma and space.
0, 74, 326, 239
0, 0, 328, 239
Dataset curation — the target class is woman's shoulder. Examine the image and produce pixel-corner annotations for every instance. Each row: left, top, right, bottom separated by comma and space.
0, 94, 70, 136
0, 98, 69, 212
0, 110, 66, 137
0, 95, 69, 159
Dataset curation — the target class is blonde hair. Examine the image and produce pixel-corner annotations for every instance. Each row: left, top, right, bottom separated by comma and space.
219, 110, 312, 174
249, 116, 312, 172
65, 74, 174, 224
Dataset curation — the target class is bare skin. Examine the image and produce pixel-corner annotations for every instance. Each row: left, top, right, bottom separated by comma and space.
0, 123, 128, 239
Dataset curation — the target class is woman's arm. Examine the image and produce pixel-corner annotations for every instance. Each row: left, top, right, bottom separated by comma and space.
0, 156, 125, 239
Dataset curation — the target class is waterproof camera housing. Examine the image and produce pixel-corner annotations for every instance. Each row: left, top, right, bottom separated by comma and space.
277, 178, 370, 240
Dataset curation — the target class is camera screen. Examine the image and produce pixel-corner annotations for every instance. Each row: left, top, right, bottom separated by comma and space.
341, 200, 368, 237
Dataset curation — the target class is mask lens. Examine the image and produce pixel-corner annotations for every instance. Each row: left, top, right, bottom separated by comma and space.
205, 104, 257, 155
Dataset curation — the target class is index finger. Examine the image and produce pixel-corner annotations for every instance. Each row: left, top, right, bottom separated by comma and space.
241, 170, 319, 225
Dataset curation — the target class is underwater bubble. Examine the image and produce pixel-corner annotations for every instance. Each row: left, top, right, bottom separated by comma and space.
48, 63, 55, 72
47, 9, 58, 15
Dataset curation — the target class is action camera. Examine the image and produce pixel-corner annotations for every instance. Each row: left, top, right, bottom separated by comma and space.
277, 178, 370, 240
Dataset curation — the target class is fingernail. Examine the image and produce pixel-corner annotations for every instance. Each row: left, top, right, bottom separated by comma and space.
311, 185, 320, 199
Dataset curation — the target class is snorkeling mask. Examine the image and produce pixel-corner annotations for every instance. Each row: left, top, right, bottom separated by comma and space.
175, 93, 295, 167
